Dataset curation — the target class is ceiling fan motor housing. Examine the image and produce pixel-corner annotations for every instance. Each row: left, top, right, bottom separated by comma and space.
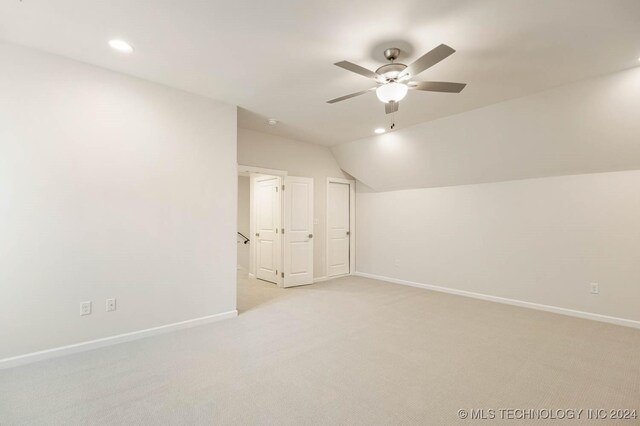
375, 63, 407, 81
383, 47, 401, 61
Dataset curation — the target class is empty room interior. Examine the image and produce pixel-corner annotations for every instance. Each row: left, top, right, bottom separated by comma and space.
1, 0, 640, 424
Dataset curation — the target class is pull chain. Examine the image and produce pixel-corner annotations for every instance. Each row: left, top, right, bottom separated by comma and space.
388, 111, 396, 131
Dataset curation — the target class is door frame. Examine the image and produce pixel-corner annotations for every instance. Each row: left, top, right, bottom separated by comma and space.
326, 177, 356, 278
239, 164, 287, 287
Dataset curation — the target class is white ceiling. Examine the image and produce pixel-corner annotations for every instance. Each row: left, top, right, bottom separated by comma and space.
1, 0, 639, 146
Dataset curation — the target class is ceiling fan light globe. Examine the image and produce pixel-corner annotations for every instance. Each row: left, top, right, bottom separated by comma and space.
376, 82, 408, 103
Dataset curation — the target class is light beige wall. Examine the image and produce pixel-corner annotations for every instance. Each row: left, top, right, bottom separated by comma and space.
237, 128, 349, 278
0, 43, 237, 360
356, 169, 640, 323
237, 176, 250, 271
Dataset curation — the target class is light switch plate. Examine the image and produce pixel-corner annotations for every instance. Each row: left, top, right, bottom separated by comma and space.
106, 298, 117, 312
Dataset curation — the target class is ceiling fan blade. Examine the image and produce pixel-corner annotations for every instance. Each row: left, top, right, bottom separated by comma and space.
399, 44, 456, 78
409, 81, 466, 93
385, 101, 399, 114
326, 88, 375, 104
334, 61, 380, 80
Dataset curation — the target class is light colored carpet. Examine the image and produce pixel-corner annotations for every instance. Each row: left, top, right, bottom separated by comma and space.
1, 274, 639, 425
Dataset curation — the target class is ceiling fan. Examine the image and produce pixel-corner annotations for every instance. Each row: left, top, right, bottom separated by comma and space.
327, 44, 466, 115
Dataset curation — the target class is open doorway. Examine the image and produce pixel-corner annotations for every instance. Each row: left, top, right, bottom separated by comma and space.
238, 165, 315, 289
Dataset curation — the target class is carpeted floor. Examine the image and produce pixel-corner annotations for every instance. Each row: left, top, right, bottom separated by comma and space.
1, 274, 639, 425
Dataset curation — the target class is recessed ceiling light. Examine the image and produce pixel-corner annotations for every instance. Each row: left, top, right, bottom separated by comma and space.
268, 119, 278, 125
374, 128, 386, 134
108, 39, 133, 53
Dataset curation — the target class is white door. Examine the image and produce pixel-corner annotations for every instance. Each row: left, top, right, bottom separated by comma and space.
283, 176, 314, 287
327, 182, 350, 277
254, 175, 281, 284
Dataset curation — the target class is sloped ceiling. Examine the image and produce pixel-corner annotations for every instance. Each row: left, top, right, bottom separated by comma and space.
331, 67, 640, 191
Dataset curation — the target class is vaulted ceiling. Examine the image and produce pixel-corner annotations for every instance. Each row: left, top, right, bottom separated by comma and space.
1, 0, 640, 146
332, 67, 640, 191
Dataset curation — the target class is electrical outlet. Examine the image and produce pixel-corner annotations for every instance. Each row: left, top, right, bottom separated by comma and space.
80, 301, 92, 316
590, 283, 599, 294
106, 298, 117, 312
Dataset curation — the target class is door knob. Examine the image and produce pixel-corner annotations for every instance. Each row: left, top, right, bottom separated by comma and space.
308, 234, 313, 239
346, 231, 350, 235
255, 232, 260, 237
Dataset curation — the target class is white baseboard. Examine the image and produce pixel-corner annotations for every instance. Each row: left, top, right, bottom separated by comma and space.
324, 272, 352, 281
313, 276, 328, 283
0, 310, 238, 370
354, 271, 640, 330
